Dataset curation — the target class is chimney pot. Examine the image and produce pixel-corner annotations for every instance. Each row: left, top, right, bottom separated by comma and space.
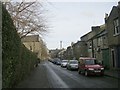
118, 1, 120, 9
105, 13, 108, 18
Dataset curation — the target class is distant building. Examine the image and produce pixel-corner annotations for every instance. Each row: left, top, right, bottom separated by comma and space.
72, 41, 88, 60
49, 49, 61, 59
21, 35, 42, 59
65, 46, 74, 60
81, 31, 93, 57
58, 49, 66, 60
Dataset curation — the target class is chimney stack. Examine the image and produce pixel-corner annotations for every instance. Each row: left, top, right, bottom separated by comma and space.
118, 1, 120, 5
118, 1, 120, 9
104, 13, 108, 23
105, 13, 108, 19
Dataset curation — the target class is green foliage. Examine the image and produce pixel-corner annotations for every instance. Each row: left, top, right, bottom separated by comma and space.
2, 5, 37, 88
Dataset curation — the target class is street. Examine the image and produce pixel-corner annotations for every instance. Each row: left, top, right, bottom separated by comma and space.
17, 61, 119, 88
2, 2, 120, 89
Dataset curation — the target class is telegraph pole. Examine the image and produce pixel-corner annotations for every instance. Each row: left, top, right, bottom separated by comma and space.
60, 41, 62, 49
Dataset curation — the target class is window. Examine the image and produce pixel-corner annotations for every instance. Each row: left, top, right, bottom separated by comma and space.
89, 42, 92, 49
85, 60, 95, 65
114, 18, 120, 35
98, 37, 102, 46
30, 46, 32, 50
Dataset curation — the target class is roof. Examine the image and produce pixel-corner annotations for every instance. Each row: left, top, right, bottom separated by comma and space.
100, 24, 105, 30
21, 35, 39, 42
72, 41, 85, 47
107, 5, 120, 21
80, 31, 92, 40
96, 30, 107, 38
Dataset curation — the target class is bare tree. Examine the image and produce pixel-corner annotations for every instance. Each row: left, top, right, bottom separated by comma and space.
41, 41, 49, 60
5, 1, 48, 38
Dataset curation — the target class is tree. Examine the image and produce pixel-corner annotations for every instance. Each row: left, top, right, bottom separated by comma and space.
40, 40, 49, 60
5, 1, 48, 38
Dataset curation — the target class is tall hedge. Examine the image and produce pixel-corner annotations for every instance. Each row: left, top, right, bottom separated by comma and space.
2, 5, 37, 88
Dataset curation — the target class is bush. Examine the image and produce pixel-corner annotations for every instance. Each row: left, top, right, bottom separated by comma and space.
2, 4, 37, 88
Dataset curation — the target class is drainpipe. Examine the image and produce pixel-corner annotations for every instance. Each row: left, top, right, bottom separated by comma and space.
91, 39, 94, 58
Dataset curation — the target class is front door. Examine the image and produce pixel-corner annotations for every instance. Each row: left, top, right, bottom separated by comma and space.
102, 49, 110, 69
111, 49, 116, 68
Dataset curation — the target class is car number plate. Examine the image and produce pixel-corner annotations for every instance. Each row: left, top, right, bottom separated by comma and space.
94, 71, 101, 72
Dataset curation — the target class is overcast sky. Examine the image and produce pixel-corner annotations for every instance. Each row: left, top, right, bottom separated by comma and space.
43, 1, 119, 50
10, 0, 119, 50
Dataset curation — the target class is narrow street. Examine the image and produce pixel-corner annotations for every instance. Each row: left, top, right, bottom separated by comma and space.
2, 2, 120, 89
17, 61, 119, 88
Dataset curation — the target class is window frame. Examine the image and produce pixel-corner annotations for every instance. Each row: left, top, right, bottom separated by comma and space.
113, 18, 120, 36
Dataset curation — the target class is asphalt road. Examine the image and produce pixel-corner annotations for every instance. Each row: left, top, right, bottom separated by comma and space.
45, 61, 119, 88
17, 61, 119, 88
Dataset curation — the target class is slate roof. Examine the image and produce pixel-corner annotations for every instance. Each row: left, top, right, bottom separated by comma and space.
21, 35, 39, 42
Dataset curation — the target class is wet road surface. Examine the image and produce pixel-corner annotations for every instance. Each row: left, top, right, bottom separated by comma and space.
17, 61, 119, 88
45, 61, 119, 88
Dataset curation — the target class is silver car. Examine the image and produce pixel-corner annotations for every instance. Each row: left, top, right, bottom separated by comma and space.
61, 60, 68, 67
67, 60, 78, 70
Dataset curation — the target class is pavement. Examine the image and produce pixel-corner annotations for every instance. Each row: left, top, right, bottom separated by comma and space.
104, 69, 120, 79
16, 61, 51, 88
104, 69, 120, 89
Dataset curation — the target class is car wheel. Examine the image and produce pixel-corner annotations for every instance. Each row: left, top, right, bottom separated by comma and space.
85, 71, 88, 76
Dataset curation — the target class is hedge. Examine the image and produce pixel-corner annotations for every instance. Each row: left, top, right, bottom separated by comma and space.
2, 4, 37, 88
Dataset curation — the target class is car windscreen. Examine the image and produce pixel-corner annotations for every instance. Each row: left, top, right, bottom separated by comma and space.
57, 60, 61, 62
62, 60, 68, 63
69, 61, 78, 64
85, 59, 96, 65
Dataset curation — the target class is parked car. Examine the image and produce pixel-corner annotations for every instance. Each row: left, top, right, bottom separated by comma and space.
78, 57, 104, 76
53, 58, 61, 65
56, 59, 61, 65
67, 60, 78, 70
61, 60, 68, 67
48, 58, 54, 63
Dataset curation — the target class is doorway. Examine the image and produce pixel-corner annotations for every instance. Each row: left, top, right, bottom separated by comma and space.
111, 49, 116, 68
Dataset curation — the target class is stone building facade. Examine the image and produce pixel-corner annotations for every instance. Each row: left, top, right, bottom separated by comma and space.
21, 35, 42, 59
105, 2, 120, 69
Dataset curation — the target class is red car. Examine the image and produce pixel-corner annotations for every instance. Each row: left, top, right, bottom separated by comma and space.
78, 57, 104, 76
